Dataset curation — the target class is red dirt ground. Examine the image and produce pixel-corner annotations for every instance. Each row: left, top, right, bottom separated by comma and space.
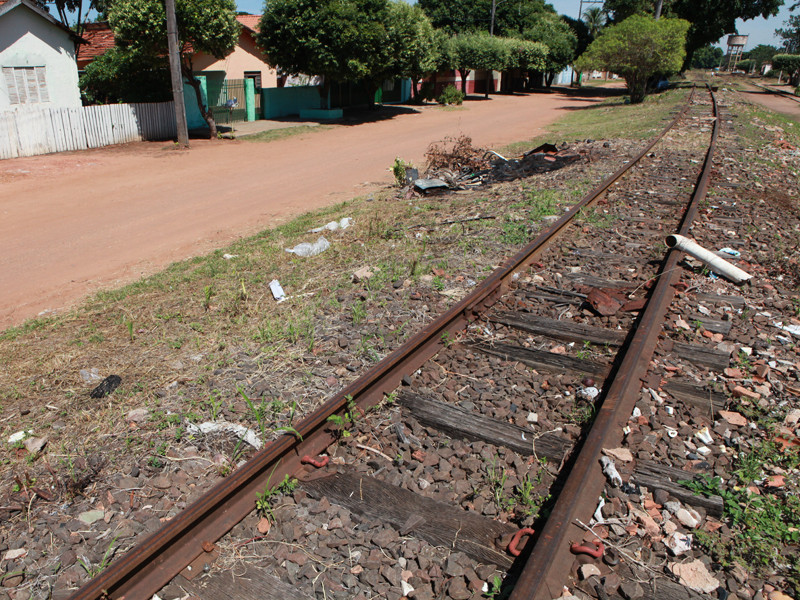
0, 91, 602, 330
738, 82, 800, 118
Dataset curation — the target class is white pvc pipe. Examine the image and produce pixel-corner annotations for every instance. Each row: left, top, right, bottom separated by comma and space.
666, 234, 752, 284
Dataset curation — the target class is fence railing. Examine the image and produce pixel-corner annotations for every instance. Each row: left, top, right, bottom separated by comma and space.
0, 101, 177, 160
208, 79, 248, 124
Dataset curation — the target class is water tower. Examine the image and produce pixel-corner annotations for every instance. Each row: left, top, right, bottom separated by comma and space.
726, 35, 748, 72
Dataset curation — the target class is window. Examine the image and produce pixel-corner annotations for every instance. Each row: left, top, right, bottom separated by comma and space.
3, 66, 50, 104
244, 71, 262, 89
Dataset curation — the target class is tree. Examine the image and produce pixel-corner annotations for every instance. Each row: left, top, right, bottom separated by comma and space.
79, 46, 171, 104
418, 0, 555, 37
447, 33, 510, 94
777, 14, 800, 53
109, 0, 239, 138
522, 14, 577, 86
562, 16, 593, 59
257, 0, 398, 109
744, 44, 779, 70
574, 15, 690, 103
390, 3, 440, 100
604, 0, 785, 70
691, 45, 724, 69
582, 6, 607, 38
772, 54, 800, 83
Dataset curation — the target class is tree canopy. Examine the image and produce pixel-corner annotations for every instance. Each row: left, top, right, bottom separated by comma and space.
109, 0, 239, 136
386, 2, 439, 100
79, 46, 171, 104
743, 44, 779, 69
604, 0, 785, 68
522, 14, 577, 85
777, 14, 800, 53
691, 45, 723, 69
257, 0, 399, 107
417, 0, 556, 37
772, 53, 800, 83
574, 15, 690, 103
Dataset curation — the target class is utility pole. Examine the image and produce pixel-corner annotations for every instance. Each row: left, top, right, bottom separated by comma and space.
165, 0, 189, 147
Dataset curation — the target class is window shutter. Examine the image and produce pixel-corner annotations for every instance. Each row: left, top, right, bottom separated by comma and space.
35, 66, 49, 102
24, 67, 39, 103
14, 69, 28, 103
2, 67, 19, 104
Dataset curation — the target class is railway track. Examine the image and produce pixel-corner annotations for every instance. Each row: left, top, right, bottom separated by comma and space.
750, 81, 800, 104
60, 85, 753, 600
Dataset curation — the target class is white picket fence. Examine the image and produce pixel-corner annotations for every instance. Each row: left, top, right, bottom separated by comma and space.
0, 101, 178, 160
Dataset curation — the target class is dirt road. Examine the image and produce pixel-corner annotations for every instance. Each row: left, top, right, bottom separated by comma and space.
0, 91, 598, 330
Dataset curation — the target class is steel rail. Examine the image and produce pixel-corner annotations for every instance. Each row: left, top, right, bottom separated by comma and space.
510, 86, 720, 600
752, 81, 800, 104
69, 87, 697, 600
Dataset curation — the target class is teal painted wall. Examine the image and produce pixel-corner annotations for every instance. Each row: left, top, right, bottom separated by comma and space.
262, 86, 328, 118
245, 78, 256, 121
184, 75, 208, 129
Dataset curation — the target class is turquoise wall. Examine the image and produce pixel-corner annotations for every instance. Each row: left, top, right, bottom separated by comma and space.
262, 86, 328, 119
183, 75, 208, 129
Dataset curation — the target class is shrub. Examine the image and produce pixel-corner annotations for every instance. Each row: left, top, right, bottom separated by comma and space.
437, 84, 465, 105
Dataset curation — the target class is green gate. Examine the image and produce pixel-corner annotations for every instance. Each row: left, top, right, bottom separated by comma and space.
209, 79, 248, 124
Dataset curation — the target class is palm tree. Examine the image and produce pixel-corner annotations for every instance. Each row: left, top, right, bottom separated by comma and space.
582, 7, 607, 39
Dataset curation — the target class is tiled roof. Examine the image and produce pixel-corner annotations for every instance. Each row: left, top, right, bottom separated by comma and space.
236, 14, 260, 33
76, 22, 115, 62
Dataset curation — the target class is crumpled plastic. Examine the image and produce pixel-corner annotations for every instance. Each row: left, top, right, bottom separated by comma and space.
310, 217, 352, 233
285, 236, 330, 257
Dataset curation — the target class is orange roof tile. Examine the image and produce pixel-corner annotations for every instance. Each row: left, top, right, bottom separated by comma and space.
76, 22, 115, 62
236, 14, 260, 33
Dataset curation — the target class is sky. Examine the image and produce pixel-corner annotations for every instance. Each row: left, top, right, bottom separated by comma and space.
234, 0, 796, 50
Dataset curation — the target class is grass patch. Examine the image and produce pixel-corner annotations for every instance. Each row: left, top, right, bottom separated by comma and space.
500, 87, 690, 157
244, 124, 334, 143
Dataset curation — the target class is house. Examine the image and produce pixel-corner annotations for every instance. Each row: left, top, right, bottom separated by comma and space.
76, 21, 115, 71
193, 15, 278, 90
0, 0, 84, 109
76, 15, 277, 90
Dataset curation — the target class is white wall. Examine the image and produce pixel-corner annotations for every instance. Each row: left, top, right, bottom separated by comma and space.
0, 5, 81, 110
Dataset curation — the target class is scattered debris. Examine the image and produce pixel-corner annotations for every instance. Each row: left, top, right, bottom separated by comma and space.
90, 374, 122, 399
285, 236, 330, 257
269, 279, 286, 302
310, 217, 353, 233
186, 421, 263, 450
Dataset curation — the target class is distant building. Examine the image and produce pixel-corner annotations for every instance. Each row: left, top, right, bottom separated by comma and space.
0, 0, 85, 110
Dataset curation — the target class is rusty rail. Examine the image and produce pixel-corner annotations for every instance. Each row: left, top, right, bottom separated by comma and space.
69, 87, 697, 600
510, 86, 720, 600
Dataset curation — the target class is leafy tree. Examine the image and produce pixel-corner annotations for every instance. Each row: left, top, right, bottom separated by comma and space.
79, 46, 171, 104
736, 58, 756, 71
777, 14, 800, 53
604, 0, 785, 70
522, 14, 577, 86
582, 6, 607, 38
109, 0, 239, 138
258, 0, 396, 109
691, 45, 724, 69
743, 44, 779, 70
390, 3, 440, 100
574, 15, 690, 103
562, 16, 593, 58
418, 0, 555, 37
772, 54, 800, 84
447, 33, 510, 94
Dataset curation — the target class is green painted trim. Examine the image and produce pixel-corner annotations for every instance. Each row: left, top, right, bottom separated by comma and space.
245, 78, 256, 121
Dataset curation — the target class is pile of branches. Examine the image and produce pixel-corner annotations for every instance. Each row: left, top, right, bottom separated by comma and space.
424, 135, 490, 175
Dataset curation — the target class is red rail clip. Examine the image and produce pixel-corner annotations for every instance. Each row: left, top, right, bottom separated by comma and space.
570, 540, 604, 559
508, 528, 535, 557
301, 455, 329, 468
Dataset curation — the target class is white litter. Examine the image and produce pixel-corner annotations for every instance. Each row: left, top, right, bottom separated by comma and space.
310, 217, 353, 233
79, 368, 103, 384
580, 387, 599, 400
285, 236, 330, 257
600, 456, 623, 487
269, 279, 286, 303
222, 254, 238, 260
8, 430, 32, 444
695, 426, 713, 445
186, 421, 263, 449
